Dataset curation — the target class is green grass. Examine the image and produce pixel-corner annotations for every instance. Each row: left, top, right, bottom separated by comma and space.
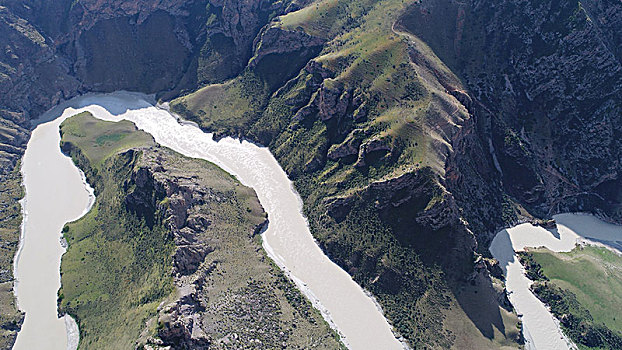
530, 246, 622, 332
59, 113, 172, 349
60, 112, 154, 166
520, 246, 622, 349
170, 71, 269, 138
0, 162, 24, 349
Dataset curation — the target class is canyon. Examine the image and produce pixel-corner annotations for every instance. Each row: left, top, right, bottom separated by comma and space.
1, 0, 621, 348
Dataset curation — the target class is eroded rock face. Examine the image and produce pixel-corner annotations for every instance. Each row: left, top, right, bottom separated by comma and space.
193, 0, 316, 85
250, 26, 325, 69
0, 0, 304, 133
326, 169, 460, 231
400, 0, 622, 223
327, 129, 366, 161
0, 4, 80, 173
124, 155, 218, 280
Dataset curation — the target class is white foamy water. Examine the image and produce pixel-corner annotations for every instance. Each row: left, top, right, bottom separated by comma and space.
14, 91, 404, 350
490, 213, 622, 350
13, 114, 93, 350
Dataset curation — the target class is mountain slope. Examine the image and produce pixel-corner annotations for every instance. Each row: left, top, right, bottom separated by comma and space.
400, 0, 622, 224
171, 0, 523, 347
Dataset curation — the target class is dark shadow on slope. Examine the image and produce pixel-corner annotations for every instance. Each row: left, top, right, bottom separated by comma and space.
547, 227, 561, 240
453, 274, 507, 340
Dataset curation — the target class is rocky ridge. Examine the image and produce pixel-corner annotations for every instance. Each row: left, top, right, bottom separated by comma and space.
127, 147, 343, 349
400, 0, 622, 232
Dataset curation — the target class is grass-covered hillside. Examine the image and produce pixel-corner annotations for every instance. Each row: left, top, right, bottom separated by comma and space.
58, 114, 165, 349
171, 0, 522, 348
519, 246, 622, 349
58, 112, 343, 349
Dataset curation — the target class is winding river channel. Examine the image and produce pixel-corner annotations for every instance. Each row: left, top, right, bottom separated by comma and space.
13, 91, 405, 350
16, 90, 622, 350
490, 213, 622, 350
13, 110, 92, 350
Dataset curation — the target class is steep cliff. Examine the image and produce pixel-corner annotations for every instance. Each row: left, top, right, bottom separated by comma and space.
400, 0, 622, 229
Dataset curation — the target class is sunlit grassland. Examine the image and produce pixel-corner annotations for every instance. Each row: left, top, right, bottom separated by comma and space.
59, 113, 172, 349
530, 246, 622, 332
59, 112, 155, 166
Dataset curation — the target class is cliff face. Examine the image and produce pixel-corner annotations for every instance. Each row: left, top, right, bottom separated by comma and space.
0, 3, 80, 172
0, 0, 302, 125
130, 148, 342, 350
400, 0, 622, 226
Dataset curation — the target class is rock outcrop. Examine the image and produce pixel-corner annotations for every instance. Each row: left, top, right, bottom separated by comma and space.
250, 26, 325, 69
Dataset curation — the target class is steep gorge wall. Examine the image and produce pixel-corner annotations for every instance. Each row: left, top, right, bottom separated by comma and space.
399, 0, 622, 227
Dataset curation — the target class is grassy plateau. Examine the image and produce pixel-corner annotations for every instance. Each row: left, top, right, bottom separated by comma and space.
520, 246, 622, 349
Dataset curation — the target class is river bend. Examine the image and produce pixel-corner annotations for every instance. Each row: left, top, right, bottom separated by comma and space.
14, 91, 404, 350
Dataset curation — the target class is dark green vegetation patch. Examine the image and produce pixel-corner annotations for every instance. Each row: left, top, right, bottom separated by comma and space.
0, 163, 24, 348
59, 114, 169, 348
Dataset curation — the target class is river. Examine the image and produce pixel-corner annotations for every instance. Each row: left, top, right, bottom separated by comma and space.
490, 213, 622, 350
13, 114, 93, 350
13, 91, 404, 350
